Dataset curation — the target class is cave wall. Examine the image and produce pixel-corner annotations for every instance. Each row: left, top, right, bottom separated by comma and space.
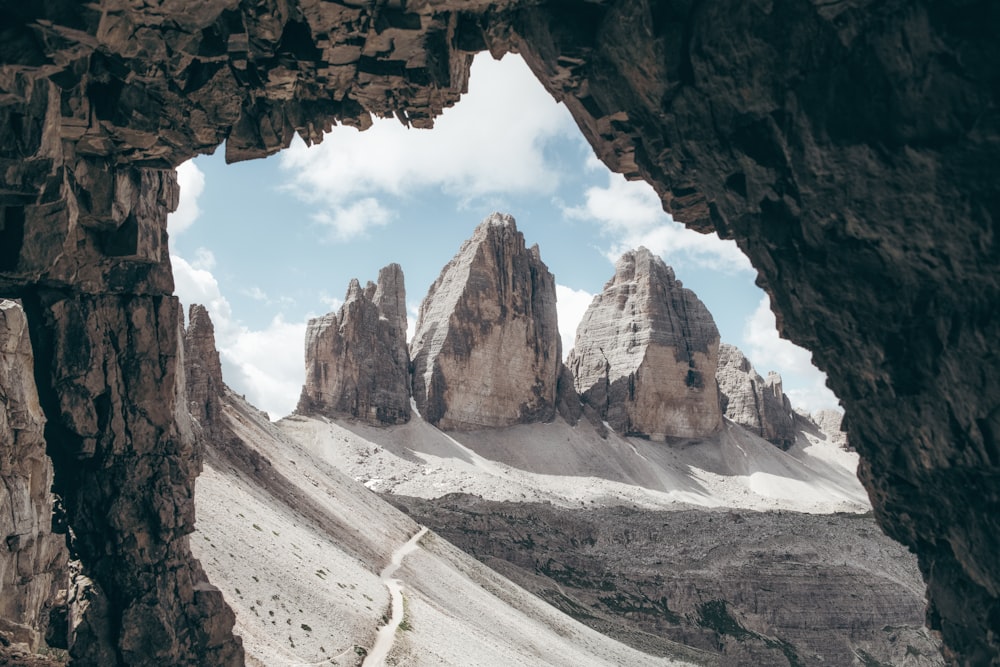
0, 0, 996, 664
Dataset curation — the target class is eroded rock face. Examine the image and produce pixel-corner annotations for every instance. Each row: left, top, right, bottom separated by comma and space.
24, 292, 243, 666
0, 300, 67, 652
410, 213, 561, 430
296, 264, 410, 425
0, 0, 998, 661
716, 343, 796, 449
184, 303, 227, 440
568, 248, 722, 440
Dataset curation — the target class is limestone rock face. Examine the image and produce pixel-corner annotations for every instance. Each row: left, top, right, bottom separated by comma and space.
393, 496, 943, 667
184, 304, 226, 438
812, 409, 849, 451
26, 292, 243, 666
410, 213, 560, 430
297, 264, 410, 425
0, 300, 68, 651
568, 248, 722, 440
716, 343, 796, 449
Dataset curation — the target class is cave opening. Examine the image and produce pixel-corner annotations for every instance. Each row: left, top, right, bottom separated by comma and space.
0, 0, 996, 663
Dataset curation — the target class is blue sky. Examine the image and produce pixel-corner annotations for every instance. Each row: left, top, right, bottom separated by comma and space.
168, 53, 838, 420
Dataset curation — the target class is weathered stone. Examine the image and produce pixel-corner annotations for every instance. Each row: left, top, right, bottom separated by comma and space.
0, 299, 67, 653
410, 213, 561, 430
716, 343, 796, 450
296, 264, 410, 426
23, 292, 243, 666
568, 248, 722, 440
391, 495, 944, 667
184, 303, 226, 440
0, 0, 997, 661
812, 409, 849, 451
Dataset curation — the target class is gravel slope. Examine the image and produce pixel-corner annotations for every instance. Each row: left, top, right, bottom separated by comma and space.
192, 390, 694, 666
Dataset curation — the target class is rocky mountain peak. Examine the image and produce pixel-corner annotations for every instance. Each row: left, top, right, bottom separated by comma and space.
297, 264, 410, 426
410, 213, 561, 430
184, 304, 226, 436
716, 343, 796, 450
567, 248, 722, 440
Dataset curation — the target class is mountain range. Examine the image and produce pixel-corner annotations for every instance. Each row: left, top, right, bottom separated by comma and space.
175, 213, 940, 666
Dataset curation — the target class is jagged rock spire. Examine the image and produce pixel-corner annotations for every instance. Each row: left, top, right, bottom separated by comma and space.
716, 343, 796, 449
410, 213, 561, 430
297, 263, 410, 425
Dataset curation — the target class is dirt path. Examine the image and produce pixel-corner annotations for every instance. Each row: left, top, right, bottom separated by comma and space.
362, 526, 429, 667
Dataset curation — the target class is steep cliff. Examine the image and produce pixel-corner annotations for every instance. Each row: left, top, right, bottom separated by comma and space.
184, 304, 227, 440
716, 343, 796, 449
0, 300, 67, 653
23, 293, 244, 666
297, 264, 410, 426
568, 248, 722, 440
410, 213, 561, 430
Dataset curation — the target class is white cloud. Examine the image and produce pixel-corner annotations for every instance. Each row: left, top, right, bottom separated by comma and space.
168, 160, 205, 235
318, 293, 344, 312
172, 253, 305, 420
220, 315, 306, 420
279, 53, 576, 238
171, 254, 235, 338
311, 197, 394, 242
742, 296, 839, 413
191, 247, 216, 270
245, 286, 269, 302
564, 172, 753, 274
555, 284, 594, 359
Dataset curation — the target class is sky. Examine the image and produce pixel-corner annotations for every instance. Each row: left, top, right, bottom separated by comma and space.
167, 52, 839, 420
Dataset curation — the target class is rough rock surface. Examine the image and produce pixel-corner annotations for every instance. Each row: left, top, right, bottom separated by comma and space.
296, 264, 410, 425
0, 0, 998, 662
0, 300, 67, 652
23, 292, 243, 666
390, 494, 943, 667
568, 248, 722, 440
184, 304, 227, 439
716, 343, 796, 449
812, 409, 849, 451
410, 214, 561, 430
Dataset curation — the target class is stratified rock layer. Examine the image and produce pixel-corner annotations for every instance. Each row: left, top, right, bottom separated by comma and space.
391, 495, 943, 667
297, 264, 410, 425
410, 213, 560, 430
0, 300, 67, 651
568, 248, 722, 440
716, 343, 796, 449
